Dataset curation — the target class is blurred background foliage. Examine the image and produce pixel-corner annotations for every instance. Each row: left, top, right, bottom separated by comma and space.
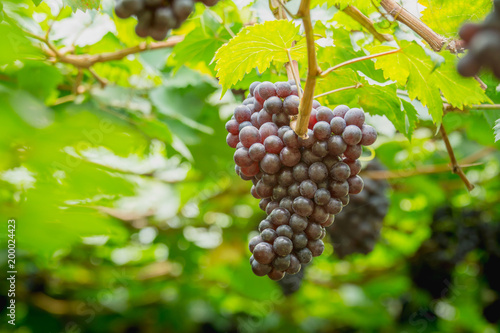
0, 0, 499, 332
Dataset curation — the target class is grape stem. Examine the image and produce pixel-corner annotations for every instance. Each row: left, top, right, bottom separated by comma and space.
313, 83, 362, 99
295, 0, 322, 138
320, 48, 402, 77
339, 5, 393, 43
286, 50, 303, 99
362, 147, 495, 180
439, 125, 475, 191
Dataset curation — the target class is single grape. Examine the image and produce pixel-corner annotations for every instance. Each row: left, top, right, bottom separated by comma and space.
273, 254, 291, 270
344, 108, 365, 128
280, 147, 301, 167
278, 126, 292, 139
328, 181, 349, 198
261, 173, 278, 185
347, 175, 364, 194
340, 194, 350, 206
344, 158, 362, 176
330, 162, 351, 181
272, 113, 290, 127
344, 144, 362, 160
293, 196, 314, 217
321, 214, 334, 228
272, 185, 288, 201
308, 162, 328, 183
293, 163, 310, 182
332, 105, 349, 118
252, 260, 272, 276
264, 135, 284, 154
292, 232, 308, 249
307, 239, 325, 257
258, 110, 273, 126
270, 207, 291, 226
290, 214, 308, 232
296, 248, 313, 264
226, 133, 239, 148
261, 228, 278, 243
327, 135, 347, 156
249, 81, 261, 96
299, 180, 318, 199
249, 235, 263, 252
314, 188, 331, 205
240, 163, 260, 177
263, 96, 283, 114
283, 130, 299, 148
268, 268, 285, 281
238, 121, 253, 131
310, 205, 329, 224
283, 95, 300, 115
309, 109, 318, 129
305, 223, 323, 240
266, 201, 280, 215
316, 106, 334, 123
239, 126, 261, 148
226, 119, 239, 135
173, 0, 194, 20
276, 225, 294, 239
326, 198, 343, 215
360, 124, 377, 146
249, 143, 266, 161
250, 112, 260, 128
275, 81, 292, 98
242, 97, 255, 105
312, 141, 329, 158
259, 198, 271, 211
287, 182, 301, 198
274, 236, 293, 256
256, 180, 273, 198
342, 125, 363, 145
286, 255, 301, 274
278, 168, 294, 186
279, 196, 293, 212
258, 81, 277, 100
330, 117, 346, 135
260, 154, 281, 174
259, 219, 274, 232
259, 122, 279, 141
234, 105, 252, 123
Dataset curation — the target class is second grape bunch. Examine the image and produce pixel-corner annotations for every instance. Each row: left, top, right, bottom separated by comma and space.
225, 80, 378, 281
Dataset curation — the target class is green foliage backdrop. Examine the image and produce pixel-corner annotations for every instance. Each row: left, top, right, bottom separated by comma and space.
0, 0, 500, 332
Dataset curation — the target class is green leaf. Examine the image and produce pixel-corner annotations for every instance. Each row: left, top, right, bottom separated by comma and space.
64, 0, 100, 12
369, 42, 490, 125
17, 61, 63, 102
170, 26, 228, 73
31, 0, 43, 5
214, 20, 306, 95
494, 118, 500, 142
418, 0, 491, 37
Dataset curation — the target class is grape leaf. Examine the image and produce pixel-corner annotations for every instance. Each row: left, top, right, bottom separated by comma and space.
214, 20, 306, 95
17, 61, 63, 102
494, 118, 500, 142
418, 0, 492, 37
64, 0, 100, 12
369, 42, 490, 125
32, 0, 43, 5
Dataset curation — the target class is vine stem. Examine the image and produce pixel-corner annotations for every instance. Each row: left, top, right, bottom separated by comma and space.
340, 5, 393, 42
313, 83, 361, 99
362, 147, 495, 180
286, 50, 303, 99
320, 48, 402, 77
439, 125, 475, 191
295, 0, 321, 138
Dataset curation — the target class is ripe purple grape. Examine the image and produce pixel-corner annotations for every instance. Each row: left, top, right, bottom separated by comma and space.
259, 122, 279, 141
280, 147, 301, 167
342, 125, 363, 145
264, 135, 284, 154
239, 126, 261, 148
249, 235, 263, 252
260, 154, 281, 174
327, 135, 347, 156
273, 254, 291, 270
274, 236, 293, 256
326, 198, 343, 214
290, 214, 308, 232
234, 105, 252, 123
330, 117, 346, 135
270, 207, 291, 226
347, 175, 364, 194
275, 81, 292, 98
344, 144, 362, 160
344, 108, 365, 128
292, 196, 314, 217
261, 228, 278, 243
249, 143, 266, 161
299, 180, 318, 199
316, 106, 334, 123
360, 124, 377, 146
234, 147, 253, 167
332, 105, 349, 118
330, 162, 351, 181
296, 248, 313, 264
257, 81, 277, 100
283, 95, 300, 115
292, 232, 308, 249
252, 260, 272, 276
313, 121, 332, 141
314, 188, 331, 205
308, 239, 325, 257
263, 96, 283, 114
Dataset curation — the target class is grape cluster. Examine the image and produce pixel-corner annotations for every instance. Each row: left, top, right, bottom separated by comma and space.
328, 159, 389, 258
225, 80, 378, 281
410, 207, 481, 299
115, 0, 217, 41
457, 0, 500, 78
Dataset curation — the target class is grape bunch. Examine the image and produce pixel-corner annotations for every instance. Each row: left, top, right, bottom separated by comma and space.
328, 159, 389, 258
225, 80, 378, 281
115, 0, 218, 41
457, 0, 500, 78
410, 207, 481, 299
